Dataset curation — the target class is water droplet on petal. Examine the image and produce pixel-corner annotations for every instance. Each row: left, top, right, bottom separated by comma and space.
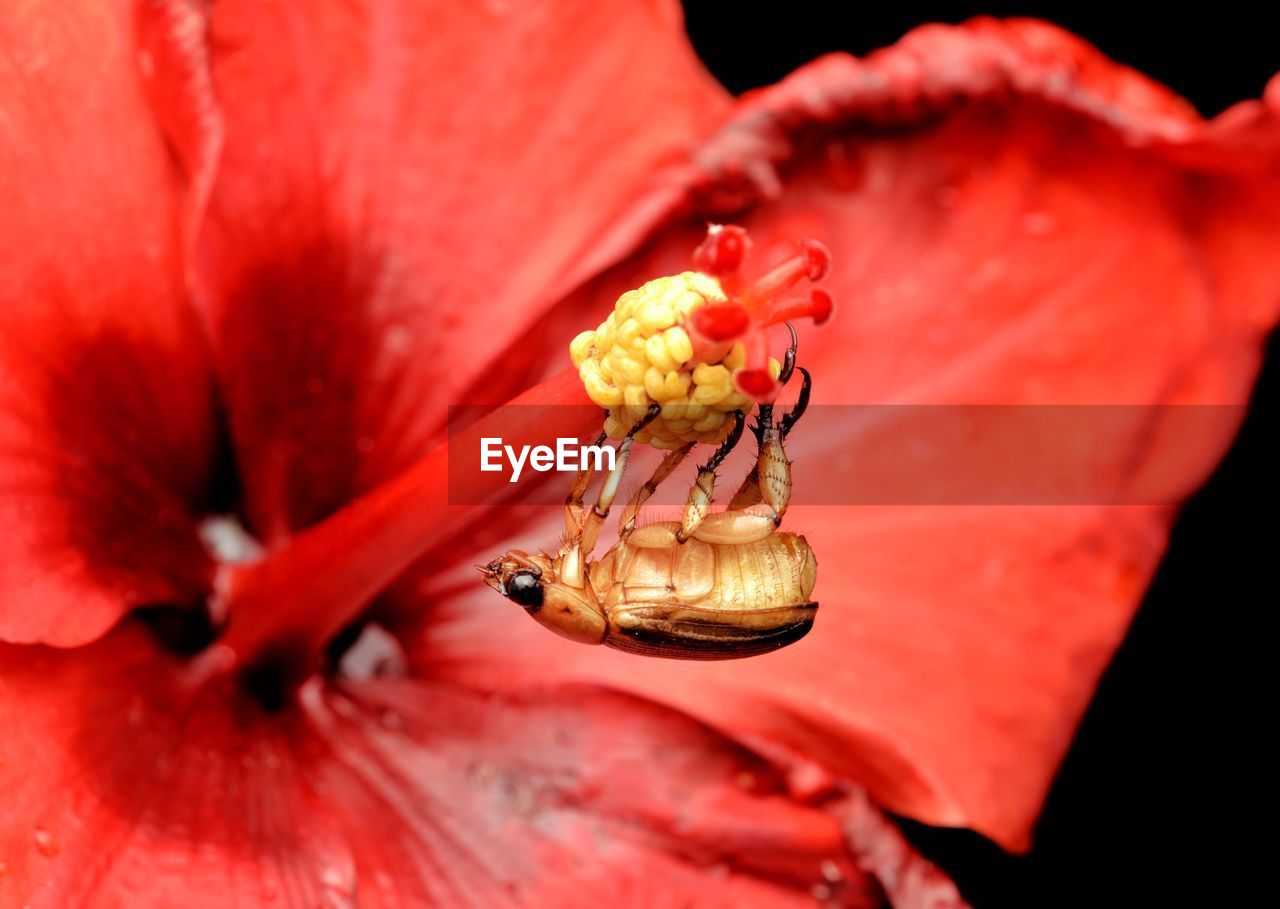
32, 826, 59, 857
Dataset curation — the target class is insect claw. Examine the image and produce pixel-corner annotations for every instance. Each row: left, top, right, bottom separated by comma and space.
777, 322, 799, 386
779, 367, 812, 438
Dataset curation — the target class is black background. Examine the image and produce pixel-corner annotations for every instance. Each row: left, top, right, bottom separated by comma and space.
682, 4, 1277, 907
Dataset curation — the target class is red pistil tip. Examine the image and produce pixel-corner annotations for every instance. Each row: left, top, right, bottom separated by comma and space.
734, 368, 778, 400
688, 224, 834, 402
690, 300, 750, 342
735, 324, 780, 401
692, 223, 750, 276
799, 239, 831, 281
809, 288, 834, 325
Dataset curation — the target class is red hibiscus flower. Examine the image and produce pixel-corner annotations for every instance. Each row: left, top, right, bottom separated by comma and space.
2, 1, 1277, 906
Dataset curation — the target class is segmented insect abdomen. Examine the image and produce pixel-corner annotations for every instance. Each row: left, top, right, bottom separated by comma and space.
710, 532, 816, 610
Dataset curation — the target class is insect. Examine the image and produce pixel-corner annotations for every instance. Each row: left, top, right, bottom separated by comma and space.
481, 328, 817, 659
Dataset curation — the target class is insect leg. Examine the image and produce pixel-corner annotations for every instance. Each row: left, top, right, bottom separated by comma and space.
618, 441, 696, 538
680, 368, 810, 543
729, 368, 810, 522
558, 408, 658, 588
729, 324, 806, 512
564, 426, 608, 541
677, 409, 746, 543
578, 404, 660, 558
776, 321, 799, 386
751, 366, 811, 524
778, 365, 812, 438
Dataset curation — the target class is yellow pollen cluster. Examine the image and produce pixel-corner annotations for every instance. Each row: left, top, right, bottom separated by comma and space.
570, 272, 779, 449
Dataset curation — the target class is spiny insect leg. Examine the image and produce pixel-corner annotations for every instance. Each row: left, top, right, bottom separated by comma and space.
619, 441, 695, 538
677, 409, 746, 542
578, 404, 660, 558
563, 427, 607, 541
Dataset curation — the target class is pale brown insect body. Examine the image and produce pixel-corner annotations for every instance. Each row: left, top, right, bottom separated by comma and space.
587, 526, 817, 658
482, 338, 816, 660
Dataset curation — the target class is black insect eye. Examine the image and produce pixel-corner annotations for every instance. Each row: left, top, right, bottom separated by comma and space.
506, 571, 543, 611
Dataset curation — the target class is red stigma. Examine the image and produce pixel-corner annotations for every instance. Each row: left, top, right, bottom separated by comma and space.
688, 224, 834, 400
734, 368, 778, 399
692, 224, 750, 277
807, 288, 834, 324
690, 300, 751, 342
800, 239, 831, 281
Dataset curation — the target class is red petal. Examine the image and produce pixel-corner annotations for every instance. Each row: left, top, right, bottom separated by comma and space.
0, 625, 963, 907
413, 20, 1280, 850
0, 2, 217, 645
0, 629, 353, 907
187, 0, 730, 542
308, 682, 904, 907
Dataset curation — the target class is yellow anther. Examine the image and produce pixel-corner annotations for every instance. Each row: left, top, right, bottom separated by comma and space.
569, 330, 595, 368
691, 384, 729, 406
662, 326, 694, 365
570, 272, 778, 448
645, 334, 677, 373
643, 367, 667, 401
663, 370, 689, 400
614, 354, 646, 387
618, 318, 643, 348
636, 300, 674, 333
623, 383, 650, 408
692, 362, 731, 387
693, 410, 724, 432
